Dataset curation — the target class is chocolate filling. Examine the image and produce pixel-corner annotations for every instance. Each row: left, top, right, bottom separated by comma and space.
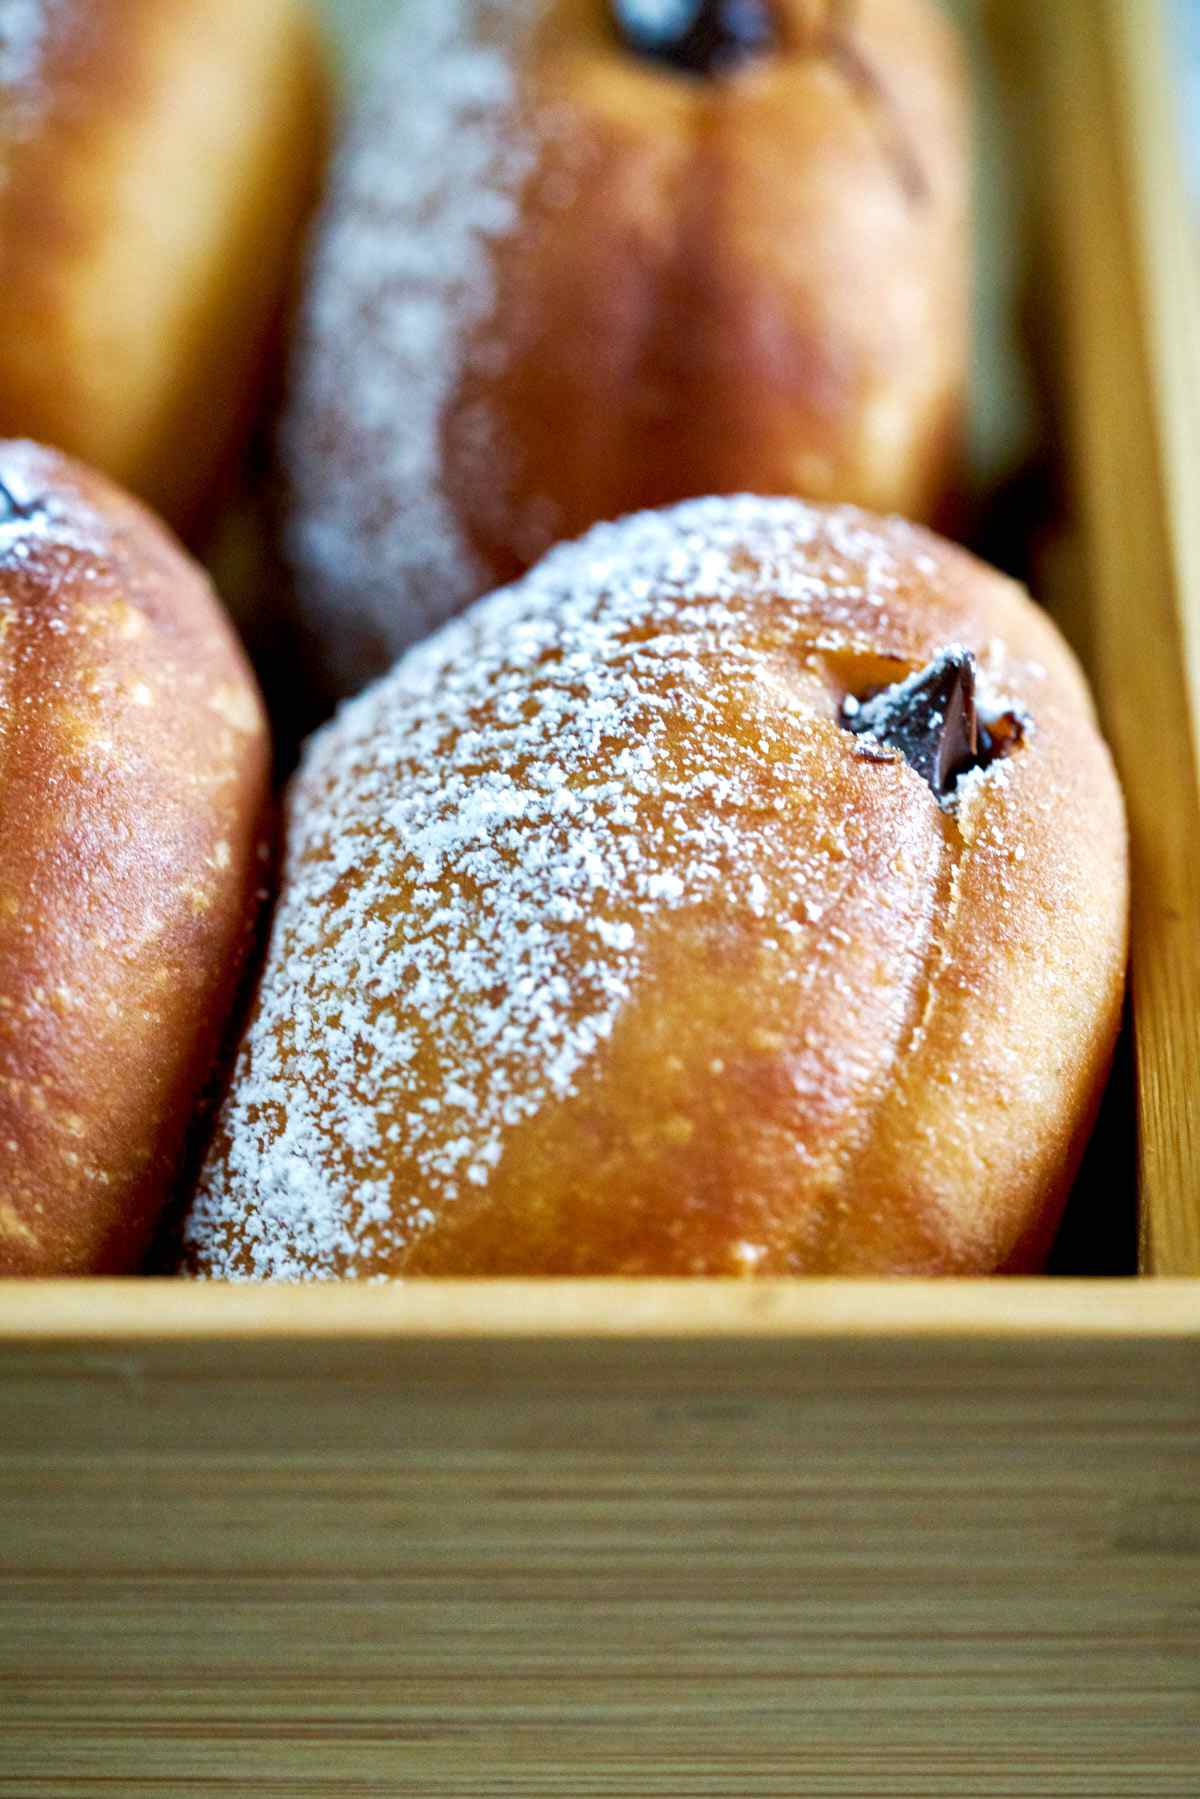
609, 0, 776, 77
840, 647, 1025, 800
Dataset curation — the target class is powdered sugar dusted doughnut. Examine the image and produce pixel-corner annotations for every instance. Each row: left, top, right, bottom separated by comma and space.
0, 0, 329, 530
282, 0, 970, 695
0, 441, 270, 1276
185, 497, 1127, 1280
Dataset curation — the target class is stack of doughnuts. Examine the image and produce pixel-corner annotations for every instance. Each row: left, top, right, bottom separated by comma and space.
0, 0, 320, 1273
0, 0, 1130, 1279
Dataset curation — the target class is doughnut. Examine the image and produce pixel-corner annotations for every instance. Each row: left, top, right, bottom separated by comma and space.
0, 0, 330, 533
282, 0, 971, 695
0, 441, 270, 1276
184, 496, 1127, 1280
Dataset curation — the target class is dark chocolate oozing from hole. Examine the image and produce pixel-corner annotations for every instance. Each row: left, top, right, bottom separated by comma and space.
840, 647, 1025, 800
609, 0, 776, 76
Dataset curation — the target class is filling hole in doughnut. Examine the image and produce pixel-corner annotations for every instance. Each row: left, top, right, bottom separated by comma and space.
608, 1, 777, 76
838, 646, 1026, 803
608, 1, 928, 202
0, 478, 44, 523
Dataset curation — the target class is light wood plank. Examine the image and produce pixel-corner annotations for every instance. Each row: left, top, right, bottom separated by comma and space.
1029, 0, 1200, 1273
0, 1277, 1199, 1341
2, 1328, 1197, 1796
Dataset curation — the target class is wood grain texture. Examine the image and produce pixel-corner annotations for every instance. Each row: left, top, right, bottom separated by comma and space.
1026, 0, 1200, 1274
3, 3, 1200, 1793
1, 1277, 1200, 1340
2, 1323, 1198, 1797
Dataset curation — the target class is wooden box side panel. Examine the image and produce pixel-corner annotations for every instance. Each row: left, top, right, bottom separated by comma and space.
1029, 0, 1200, 1273
2, 1329, 1198, 1796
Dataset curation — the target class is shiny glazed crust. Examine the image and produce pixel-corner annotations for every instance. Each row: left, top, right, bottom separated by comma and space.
0, 442, 270, 1275
186, 498, 1128, 1280
0, 0, 330, 532
284, 0, 970, 692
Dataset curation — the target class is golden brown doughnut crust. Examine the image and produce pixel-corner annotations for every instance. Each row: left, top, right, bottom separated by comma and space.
185, 498, 1128, 1280
0, 0, 330, 533
0, 441, 270, 1275
284, 0, 970, 693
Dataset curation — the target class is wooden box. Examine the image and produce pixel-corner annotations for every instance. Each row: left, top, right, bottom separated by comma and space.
2, 2, 1199, 1793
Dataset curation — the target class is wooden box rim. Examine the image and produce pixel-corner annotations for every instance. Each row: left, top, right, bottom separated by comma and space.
2, 1278, 1198, 1340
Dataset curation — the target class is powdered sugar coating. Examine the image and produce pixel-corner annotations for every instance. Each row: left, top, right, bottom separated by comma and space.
0, 439, 110, 571
282, 0, 540, 696
186, 495, 1033, 1282
0, 0, 65, 138
0, 0, 56, 89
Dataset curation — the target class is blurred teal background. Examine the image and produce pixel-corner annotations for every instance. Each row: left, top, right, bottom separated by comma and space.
1176, 0, 1199, 197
